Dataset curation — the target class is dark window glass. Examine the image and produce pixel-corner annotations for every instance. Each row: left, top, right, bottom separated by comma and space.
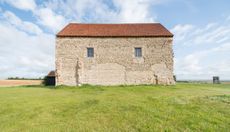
87, 48, 94, 57
135, 48, 142, 57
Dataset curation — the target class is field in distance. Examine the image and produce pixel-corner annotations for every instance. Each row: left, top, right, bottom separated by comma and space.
0, 80, 42, 87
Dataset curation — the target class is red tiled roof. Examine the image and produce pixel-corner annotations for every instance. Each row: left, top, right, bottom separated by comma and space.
47, 71, 55, 77
57, 23, 173, 37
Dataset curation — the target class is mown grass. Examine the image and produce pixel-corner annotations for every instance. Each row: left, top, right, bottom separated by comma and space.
0, 83, 229, 131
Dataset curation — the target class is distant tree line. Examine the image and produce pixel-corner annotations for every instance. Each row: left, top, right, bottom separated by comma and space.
7, 77, 43, 80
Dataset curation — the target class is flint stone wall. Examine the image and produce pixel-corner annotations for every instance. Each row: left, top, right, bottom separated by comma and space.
56, 37, 175, 86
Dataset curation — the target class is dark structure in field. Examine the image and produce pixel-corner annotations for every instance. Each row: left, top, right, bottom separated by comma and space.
213, 76, 220, 84
44, 71, 56, 86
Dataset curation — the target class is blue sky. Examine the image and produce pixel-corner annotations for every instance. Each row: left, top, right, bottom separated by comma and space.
0, 0, 230, 80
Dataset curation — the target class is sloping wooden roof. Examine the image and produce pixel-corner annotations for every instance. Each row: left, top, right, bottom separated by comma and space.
57, 23, 173, 37
47, 71, 55, 77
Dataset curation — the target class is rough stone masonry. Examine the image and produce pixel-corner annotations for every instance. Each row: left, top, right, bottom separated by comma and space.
56, 23, 175, 86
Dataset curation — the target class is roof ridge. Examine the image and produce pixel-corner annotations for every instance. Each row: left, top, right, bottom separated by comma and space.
68, 23, 161, 25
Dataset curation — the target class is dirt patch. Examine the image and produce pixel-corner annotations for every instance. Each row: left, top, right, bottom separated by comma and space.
222, 82, 230, 84
0, 80, 42, 87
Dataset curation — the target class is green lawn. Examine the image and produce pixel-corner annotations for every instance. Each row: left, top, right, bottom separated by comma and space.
0, 84, 229, 132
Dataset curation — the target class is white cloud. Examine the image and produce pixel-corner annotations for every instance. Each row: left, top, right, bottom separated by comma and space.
193, 26, 230, 45
0, 0, 67, 32
2, 11, 42, 35
181, 54, 202, 73
1, 0, 164, 32
41, 0, 161, 24
175, 50, 230, 80
171, 24, 195, 42
172, 20, 230, 80
1, 0, 36, 11
0, 12, 54, 79
112, 0, 157, 22
172, 22, 230, 46
35, 8, 66, 32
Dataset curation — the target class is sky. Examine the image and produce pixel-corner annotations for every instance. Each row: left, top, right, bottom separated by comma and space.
0, 0, 230, 80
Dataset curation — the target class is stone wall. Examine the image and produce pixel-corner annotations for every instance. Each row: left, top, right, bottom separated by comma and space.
56, 37, 175, 86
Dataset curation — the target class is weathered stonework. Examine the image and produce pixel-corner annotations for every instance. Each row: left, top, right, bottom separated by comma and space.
56, 37, 175, 86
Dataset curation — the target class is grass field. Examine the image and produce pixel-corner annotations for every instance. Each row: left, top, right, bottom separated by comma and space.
0, 84, 229, 131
